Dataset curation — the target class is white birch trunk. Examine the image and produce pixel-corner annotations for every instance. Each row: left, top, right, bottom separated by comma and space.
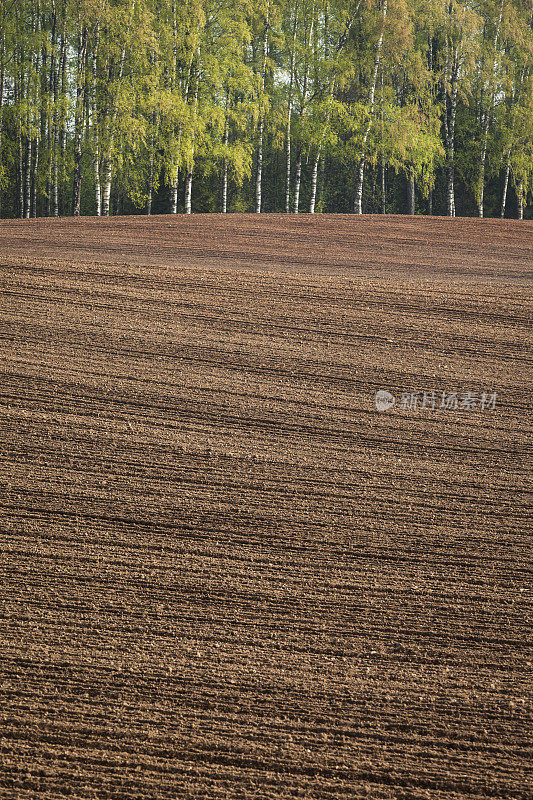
24, 8, 38, 219
442, 30, 461, 218
51, 19, 61, 218
185, 165, 193, 214
354, 0, 387, 214
255, 118, 263, 213
100, 17, 128, 218
52, 122, 59, 217
285, 111, 292, 213
59, 17, 67, 201
24, 122, 32, 219
102, 160, 112, 216
354, 158, 365, 215
293, 151, 301, 212
19, 134, 24, 217
500, 153, 510, 218
169, 0, 179, 213
94, 144, 101, 216
222, 159, 228, 213
447, 165, 455, 217
309, 152, 320, 213
285, 7, 298, 213
221, 89, 229, 213
255, 6, 269, 214
292, 6, 314, 211
32, 133, 39, 218
222, 132, 228, 214
91, 24, 101, 215
477, 0, 503, 218
446, 67, 458, 217
31, 10, 41, 218
184, 69, 199, 215
72, 27, 88, 216
170, 46, 194, 214
170, 160, 179, 214
46, 9, 57, 217
17, 73, 23, 217
309, 76, 337, 214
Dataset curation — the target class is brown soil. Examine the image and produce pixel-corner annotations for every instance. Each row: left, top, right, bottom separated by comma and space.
0, 214, 531, 799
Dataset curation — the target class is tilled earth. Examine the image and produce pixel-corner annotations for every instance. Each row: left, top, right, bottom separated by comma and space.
0, 213, 531, 799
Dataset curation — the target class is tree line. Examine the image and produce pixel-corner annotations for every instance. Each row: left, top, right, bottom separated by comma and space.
0, 0, 531, 219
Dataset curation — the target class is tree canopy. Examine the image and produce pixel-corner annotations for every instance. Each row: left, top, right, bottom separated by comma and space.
0, 0, 531, 217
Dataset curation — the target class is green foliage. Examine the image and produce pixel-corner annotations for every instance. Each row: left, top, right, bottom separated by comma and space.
0, 0, 531, 217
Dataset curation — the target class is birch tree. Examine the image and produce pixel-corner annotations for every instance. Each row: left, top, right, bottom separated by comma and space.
253, 0, 270, 213
475, 0, 505, 217
353, 0, 387, 214
0, 0, 531, 218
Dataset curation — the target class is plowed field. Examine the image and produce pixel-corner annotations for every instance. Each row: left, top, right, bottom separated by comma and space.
0, 214, 531, 800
